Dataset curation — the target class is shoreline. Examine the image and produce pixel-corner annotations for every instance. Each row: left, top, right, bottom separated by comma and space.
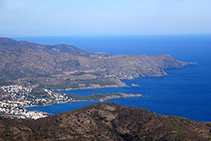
26, 93, 143, 108
25, 93, 143, 114
1, 78, 140, 120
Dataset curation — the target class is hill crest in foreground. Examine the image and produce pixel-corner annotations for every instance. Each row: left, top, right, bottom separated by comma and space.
0, 102, 211, 141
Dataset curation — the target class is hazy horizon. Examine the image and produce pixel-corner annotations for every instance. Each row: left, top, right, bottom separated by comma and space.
1, 0, 211, 36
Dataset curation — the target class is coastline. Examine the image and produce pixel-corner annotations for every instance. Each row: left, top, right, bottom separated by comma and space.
25, 93, 143, 117
26, 92, 143, 107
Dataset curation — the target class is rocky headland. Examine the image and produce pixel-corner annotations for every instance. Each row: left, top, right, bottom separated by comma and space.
0, 37, 198, 91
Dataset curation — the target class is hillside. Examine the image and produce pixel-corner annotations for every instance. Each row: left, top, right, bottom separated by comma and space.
0, 37, 108, 57
0, 37, 198, 90
0, 102, 211, 141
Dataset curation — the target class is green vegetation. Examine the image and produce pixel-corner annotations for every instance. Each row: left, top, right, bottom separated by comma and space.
68, 92, 122, 101
37, 83, 79, 90
30, 88, 49, 98
0, 80, 13, 86
28, 80, 38, 85
34, 78, 118, 91
71, 72, 87, 76
36, 74, 52, 78
32, 132, 44, 140
76, 79, 116, 87
119, 133, 135, 141
67, 60, 80, 67
2, 126, 14, 141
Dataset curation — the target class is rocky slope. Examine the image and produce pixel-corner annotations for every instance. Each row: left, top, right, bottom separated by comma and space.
0, 102, 211, 141
0, 37, 198, 90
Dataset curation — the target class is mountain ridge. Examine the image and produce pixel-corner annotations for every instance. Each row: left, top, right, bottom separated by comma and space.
0, 102, 210, 141
0, 37, 198, 90
0, 37, 109, 57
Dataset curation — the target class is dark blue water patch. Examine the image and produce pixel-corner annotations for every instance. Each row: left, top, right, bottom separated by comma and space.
26, 101, 100, 115
106, 94, 211, 122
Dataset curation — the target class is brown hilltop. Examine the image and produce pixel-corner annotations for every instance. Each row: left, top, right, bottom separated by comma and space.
0, 102, 211, 141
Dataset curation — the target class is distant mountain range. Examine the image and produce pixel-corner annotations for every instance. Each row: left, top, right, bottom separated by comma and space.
0, 37, 198, 90
0, 37, 108, 56
0, 102, 210, 141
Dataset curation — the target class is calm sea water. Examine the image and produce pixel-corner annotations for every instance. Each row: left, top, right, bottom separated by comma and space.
13, 35, 211, 122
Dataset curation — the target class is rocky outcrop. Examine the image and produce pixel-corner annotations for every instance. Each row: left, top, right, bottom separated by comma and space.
98, 93, 142, 101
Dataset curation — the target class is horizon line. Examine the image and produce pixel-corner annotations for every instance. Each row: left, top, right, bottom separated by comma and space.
1, 33, 211, 38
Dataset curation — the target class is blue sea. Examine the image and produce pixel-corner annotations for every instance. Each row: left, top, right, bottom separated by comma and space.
13, 35, 211, 122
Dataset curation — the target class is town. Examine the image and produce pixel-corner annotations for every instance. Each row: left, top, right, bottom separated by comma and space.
0, 100, 47, 119
0, 84, 143, 120
0, 85, 73, 119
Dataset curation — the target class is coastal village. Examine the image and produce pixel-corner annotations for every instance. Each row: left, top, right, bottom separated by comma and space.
0, 85, 73, 119
0, 100, 47, 120
0, 84, 142, 120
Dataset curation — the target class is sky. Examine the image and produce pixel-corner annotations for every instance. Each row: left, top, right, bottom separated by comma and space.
0, 0, 211, 36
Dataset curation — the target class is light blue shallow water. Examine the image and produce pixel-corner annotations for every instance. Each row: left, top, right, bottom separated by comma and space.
14, 35, 211, 122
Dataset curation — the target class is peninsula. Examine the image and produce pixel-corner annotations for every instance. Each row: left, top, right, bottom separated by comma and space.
0, 37, 197, 90
0, 37, 198, 119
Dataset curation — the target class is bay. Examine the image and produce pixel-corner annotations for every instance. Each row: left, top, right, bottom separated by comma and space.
16, 35, 211, 122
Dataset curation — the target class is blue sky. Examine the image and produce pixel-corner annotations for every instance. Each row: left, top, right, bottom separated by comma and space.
0, 0, 211, 36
